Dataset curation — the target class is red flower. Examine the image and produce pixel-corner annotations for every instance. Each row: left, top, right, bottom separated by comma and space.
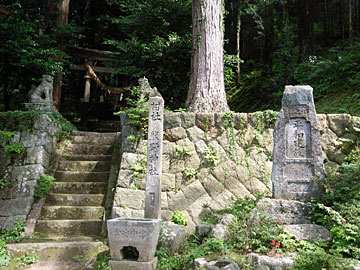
271, 240, 275, 246
280, 219, 284, 225
245, 243, 249, 249
275, 242, 280, 248
260, 220, 264, 225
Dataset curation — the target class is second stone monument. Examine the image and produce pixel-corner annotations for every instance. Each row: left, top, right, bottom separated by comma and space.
271, 85, 325, 201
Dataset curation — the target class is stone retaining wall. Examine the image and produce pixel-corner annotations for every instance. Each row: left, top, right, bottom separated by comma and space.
111, 112, 360, 233
0, 114, 61, 230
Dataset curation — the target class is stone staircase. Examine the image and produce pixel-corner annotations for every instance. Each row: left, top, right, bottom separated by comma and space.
6, 131, 117, 269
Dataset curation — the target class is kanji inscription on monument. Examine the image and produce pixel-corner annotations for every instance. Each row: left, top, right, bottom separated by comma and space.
272, 85, 325, 201
144, 97, 164, 219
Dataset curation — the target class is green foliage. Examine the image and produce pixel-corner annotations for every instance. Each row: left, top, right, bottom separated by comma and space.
309, 161, 360, 259
0, 238, 10, 267
183, 168, 199, 180
0, 130, 25, 158
203, 146, 218, 167
4, 142, 24, 158
0, 219, 26, 267
226, 197, 284, 254
0, 2, 81, 110
116, 86, 149, 146
103, 0, 192, 109
0, 111, 76, 140
288, 249, 352, 270
95, 250, 111, 270
171, 211, 188, 226
34, 174, 55, 199
174, 144, 193, 158
16, 252, 39, 268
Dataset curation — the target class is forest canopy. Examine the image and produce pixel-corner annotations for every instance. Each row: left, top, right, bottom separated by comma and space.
0, 0, 359, 115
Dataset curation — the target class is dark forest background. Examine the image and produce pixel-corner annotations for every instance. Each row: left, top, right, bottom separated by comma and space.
0, 0, 359, 115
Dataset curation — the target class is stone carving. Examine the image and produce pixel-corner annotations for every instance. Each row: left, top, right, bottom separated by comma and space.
107, 218, 161, 270
272, 85, 325, 201
139, 77, 162, 100
144, 97, 164, 219
29, 75, 54, 103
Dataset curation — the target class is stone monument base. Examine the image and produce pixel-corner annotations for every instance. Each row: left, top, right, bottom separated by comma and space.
25, 103, 54, 112
109, 257, 158, 270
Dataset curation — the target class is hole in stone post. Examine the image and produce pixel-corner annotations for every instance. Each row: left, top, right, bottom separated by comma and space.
120, 246, 139, 261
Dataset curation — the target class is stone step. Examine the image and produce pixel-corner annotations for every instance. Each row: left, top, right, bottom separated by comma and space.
54, 171, 110, 182
65, 144, 113, 155
57, 161, 111, 172
41, 206, 104, 220
72, 131, 117, 137
53, 182, 106, 194
6, 241, 104, 262
36, 220, 103, 236
62, 154, 112, 161
45, 194, 105, 206
71, 135, 116, 145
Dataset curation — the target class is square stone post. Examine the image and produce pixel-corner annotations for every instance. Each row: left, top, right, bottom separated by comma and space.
144, 97, 164, 219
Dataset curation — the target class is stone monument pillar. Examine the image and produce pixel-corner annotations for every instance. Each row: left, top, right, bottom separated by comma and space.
144, 97, 164, 219
107, 97, 164, 270
271, 85, 325, 201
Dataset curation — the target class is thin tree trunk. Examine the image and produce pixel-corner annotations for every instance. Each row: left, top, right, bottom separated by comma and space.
187, 0, 229, 112
3, 80, 9, 111
236, 16, 241, 86
324, 0, 329, 42
341, 0, 345, 39
349, 0, 353, 38
51, 0, 70, 111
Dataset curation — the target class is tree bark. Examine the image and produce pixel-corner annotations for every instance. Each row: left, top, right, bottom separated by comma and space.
349, 0, 353, 38
340, 0, 345, 39
186, 0, 229, 112
48, 0, 70, 111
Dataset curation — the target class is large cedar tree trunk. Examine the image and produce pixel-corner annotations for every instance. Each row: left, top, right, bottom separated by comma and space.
186, 0, 229, 112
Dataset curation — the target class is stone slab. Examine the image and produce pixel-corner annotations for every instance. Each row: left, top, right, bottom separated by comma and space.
109, 257, 157, 270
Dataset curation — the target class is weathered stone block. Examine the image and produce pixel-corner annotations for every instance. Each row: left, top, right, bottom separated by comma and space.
249, 253, 295, 270
249, 198, 311, 225
107, 218, 161, 262
209, 189, 234, 211
0, 198, 34, 216
284, 224, 331, 242
164, 112, 181, 129
162, 173, 175, 191
158, 222, 185, 256
201, 174, 224, 198
188, 193, 212, 223
24, 147, 50, 167
114, 188, 145, 210
328, 114, 351, 137
165, 127, 187, 142
109, 256, 157, 270
168, 191, 189, 211
182, 180, 207, 204
186, 126, 205, 143
11, 164, 45, 182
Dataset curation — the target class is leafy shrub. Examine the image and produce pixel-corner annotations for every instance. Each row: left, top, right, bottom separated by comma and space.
34, 174, 55, 199
289, 249, 352, 270
171, 211, 188, 226
309, 161, 360, 258
0, 219, 26, 267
